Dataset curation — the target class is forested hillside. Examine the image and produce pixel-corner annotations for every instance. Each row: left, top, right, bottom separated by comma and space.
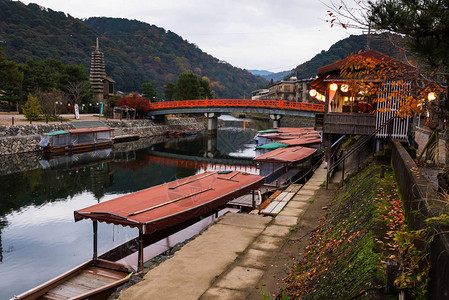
0, 0, 266, 98
291, 33, 402, 79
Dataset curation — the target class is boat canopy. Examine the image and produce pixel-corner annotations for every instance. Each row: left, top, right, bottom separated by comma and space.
67, 127, 113, 145
67, 127, 114, 134
43, 130, 69, 136
257, 129, 278, 134
39, 131, 71, 148
278, 137, 321, 146
253, 146, 317, 164
74, 171, 264, 234
256, 142, 288, 150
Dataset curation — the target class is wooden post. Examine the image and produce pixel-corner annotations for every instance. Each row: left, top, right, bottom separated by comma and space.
93, 220, 98, 264
252, 190, 256, 209
341, 158, 345, 183
137, 228, 144, 272
11, 117, 14, 126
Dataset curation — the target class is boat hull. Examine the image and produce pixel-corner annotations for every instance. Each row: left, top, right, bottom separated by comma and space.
42, 141, 113, 155
14, 259, 132, 300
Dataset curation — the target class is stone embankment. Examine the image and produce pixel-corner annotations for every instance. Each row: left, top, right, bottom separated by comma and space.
0, 118, 203, 156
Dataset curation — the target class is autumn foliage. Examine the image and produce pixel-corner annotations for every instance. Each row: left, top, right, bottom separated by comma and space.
115, 92, 150, 115
339, 51, 444, 118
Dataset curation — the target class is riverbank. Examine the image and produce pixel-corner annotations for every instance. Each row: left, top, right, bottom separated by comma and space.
0, 114, 204, 155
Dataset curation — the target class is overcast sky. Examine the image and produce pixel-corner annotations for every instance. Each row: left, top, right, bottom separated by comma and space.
20, 0, 358, 72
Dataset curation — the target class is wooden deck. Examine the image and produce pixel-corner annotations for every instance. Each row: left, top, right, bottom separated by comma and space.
324, 113, 376, 135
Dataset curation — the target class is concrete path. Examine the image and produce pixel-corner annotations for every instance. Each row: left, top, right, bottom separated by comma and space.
118, 164, 329, 300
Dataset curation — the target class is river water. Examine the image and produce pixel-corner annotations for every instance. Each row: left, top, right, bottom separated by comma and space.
0, 116, 269, 299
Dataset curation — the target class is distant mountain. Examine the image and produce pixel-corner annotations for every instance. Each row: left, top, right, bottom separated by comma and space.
0, 0, 267, 98
249, 69, 293, 82
264, 70, 293, 82
291, 33, 402, 80
249, 70, 273, 76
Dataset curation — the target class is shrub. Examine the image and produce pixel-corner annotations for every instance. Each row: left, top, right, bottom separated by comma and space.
22, 94, 42, 121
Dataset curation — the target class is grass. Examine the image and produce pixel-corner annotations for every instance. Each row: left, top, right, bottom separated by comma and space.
277, 162, 406, 299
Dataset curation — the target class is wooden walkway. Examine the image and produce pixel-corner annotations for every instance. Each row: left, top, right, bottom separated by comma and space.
258, 184, 302, 216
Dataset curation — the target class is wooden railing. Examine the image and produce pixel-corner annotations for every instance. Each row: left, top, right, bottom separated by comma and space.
149, 99, 325, 112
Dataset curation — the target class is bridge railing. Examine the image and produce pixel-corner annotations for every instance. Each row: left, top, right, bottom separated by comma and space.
149, 99, 324, 112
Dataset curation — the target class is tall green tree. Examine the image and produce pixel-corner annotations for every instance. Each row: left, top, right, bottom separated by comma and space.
0, 49, 23, 111
141, 83, 157, 102
171, 72, 213, 100
175, 72, 201, 100
164, 82, 177, 101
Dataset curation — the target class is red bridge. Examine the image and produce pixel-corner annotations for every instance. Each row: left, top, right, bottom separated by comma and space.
149, 99, 323, 112
148, 99, 324, 132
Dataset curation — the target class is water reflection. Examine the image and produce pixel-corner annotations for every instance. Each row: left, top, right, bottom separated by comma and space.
0, 119, 265, 299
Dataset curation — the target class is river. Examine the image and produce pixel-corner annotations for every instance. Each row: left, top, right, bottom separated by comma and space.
0, 116, 269, 299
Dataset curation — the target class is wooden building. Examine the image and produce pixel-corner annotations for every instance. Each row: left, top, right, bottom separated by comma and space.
252, 77, 316, 103
310, 50, 413, 143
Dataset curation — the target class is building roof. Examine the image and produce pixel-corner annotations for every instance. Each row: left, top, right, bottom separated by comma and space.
316, 49, 394, 76
74, 171, 264, 234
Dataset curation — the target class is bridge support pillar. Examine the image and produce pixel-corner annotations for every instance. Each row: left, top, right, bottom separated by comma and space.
204, 112, 220, 135
270, 114, 282, 128
206, 135, 218, 158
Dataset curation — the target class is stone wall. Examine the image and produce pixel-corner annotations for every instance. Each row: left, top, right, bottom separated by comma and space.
391, 140, 449, 299
104, 118, 205, 138
0, 118, 204, 156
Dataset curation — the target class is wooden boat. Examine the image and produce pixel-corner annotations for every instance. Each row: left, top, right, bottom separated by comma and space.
15, 259, 132, 300
165, 128, 202, 137
38, 127, 114, 155
14, 171, 264, 300
254, 146, 317, 184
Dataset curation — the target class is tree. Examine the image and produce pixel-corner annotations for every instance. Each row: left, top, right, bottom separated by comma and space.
164, 82, 177, 101
366, 0, 449, 170
327, 1, 449, 161
59, 64, 91, 108
171, 72, 213, 100
199, 76, 213, 99
141, 83, 157, 102
0, 47, 23, 111
35, 89, 67, 119
175, 72, 201, 100
22, 94, 42, 120
115, 92, 150, 116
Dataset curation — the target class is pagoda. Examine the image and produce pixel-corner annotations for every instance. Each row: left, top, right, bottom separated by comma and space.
90, 38, 106, 101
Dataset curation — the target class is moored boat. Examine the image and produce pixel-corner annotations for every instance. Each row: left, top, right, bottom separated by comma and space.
254, 145, 317, 184
38, 127, 114, 155
14, 171, 264, 300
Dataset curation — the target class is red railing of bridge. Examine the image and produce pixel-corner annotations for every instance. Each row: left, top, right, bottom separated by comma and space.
149, 99, 325, 112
